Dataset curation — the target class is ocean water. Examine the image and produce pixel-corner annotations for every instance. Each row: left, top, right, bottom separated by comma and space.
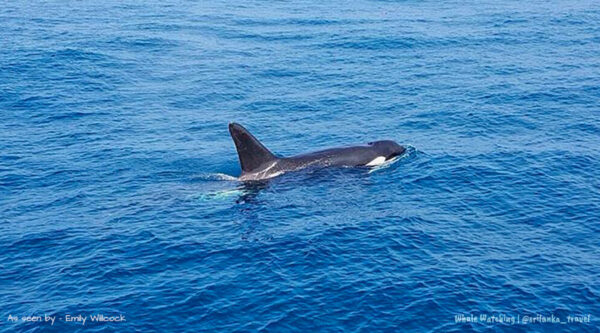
1, 0, 600, 332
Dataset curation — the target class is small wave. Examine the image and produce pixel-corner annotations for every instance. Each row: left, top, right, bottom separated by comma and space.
193, 173, 238, 182
191, 189, 244, 201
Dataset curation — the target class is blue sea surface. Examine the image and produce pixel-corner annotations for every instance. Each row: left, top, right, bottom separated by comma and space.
1, 0, 600, 332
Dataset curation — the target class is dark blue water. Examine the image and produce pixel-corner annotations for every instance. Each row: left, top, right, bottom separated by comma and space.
2, 0, 600, 332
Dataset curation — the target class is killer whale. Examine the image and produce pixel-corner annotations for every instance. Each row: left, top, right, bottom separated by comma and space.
229, 123, 405, 181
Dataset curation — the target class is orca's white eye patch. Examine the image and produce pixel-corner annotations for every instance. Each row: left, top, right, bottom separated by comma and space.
366, 156, 386, 166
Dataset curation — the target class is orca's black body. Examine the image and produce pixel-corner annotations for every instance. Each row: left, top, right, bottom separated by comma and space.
229, 123, 405, 181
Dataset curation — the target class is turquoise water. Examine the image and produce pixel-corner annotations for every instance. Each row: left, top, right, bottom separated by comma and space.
1, 0, 599, 332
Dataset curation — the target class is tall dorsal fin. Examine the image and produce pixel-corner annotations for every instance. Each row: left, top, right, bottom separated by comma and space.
229, 123, 277, 173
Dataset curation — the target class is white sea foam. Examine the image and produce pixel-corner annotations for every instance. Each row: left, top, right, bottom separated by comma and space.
195, 173, 238, 181
192, 189, 244, 201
